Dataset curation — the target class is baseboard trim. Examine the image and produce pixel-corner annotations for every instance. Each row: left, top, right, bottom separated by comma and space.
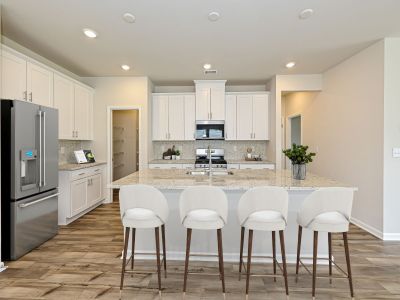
383, 233, 400, 241
350, 217, 383, 239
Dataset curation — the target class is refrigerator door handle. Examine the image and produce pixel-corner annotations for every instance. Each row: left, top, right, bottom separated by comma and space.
18, 193, 60, 208
38, 110, 43, 187
43, 111, 46, 187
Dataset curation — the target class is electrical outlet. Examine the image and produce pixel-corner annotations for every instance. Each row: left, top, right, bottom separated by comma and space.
393, 148, 400, 158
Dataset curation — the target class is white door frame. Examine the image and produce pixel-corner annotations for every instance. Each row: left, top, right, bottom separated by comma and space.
284, 113, 303, 169
107, 106, 141, 203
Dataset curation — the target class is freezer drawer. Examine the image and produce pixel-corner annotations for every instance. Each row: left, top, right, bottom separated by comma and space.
10, 190, 59, 260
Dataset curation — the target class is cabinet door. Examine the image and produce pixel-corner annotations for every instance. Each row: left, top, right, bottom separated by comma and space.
27, 62, 53, 107
225, 95, 236, 140
210, 85, 225, 120
252, 94, 269, 140
53, 74, 75, 139
236, 95, 253, 140
70, 178, 87, 217
184, 94, 196, 140
74, 84, 93, 140
87, 174, 102, 206
195, 86, 210, 120
168, 95, 185, 140
1, 51, 27, 100
152, 95, 169, 140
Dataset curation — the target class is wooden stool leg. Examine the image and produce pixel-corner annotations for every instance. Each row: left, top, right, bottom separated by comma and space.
279, 230, 289, 297
328, 232, 332, 284
272, 231, 277, 282
239, 227, 245, 281
343, 232, 355, 298
161, 224, 167, 278
295, 226, 303, 282
120, 227, 130, 292
312, 231, 318, 300
183, 228, 192, 294
131, 228, 136, 277
246, 229, 253, 297
217, 229, 226, 294
155, 227, 162, 295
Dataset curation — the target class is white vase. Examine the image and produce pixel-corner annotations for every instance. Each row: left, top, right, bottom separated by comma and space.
172, 155, 176, 160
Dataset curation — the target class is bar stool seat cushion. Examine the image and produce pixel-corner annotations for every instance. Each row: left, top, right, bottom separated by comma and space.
122, 208, 163, 229
183, 209, 225, 230
243, 210, 286, 231
300, 211, 349, 233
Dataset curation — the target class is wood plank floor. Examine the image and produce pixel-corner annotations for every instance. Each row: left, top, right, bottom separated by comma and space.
1, 201, 400, 299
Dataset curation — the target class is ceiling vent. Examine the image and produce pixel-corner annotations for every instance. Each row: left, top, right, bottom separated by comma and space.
204, 69, 217, 75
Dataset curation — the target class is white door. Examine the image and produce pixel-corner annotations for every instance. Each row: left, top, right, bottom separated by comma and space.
210, 85, 225, 120
87, 174, 102, 206
195, 86, 210, 120
252, 94, 269, 140
27, 62, 53, 107
1, 51, 27, 100
70, 178, 88, 217
184, 94, 196, 140
225, 95, 237, 140
74, 84, 93, 140
152, 95, 169, 140
168, 95, 185, 140
236, 95, 253, 140
53, 74, 75, 139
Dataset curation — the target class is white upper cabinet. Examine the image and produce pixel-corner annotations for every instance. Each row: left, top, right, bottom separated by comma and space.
74, 84, 93, 140
184, 94, 196, 140
194, 80, 226, 120
27, 61, 53, 107
152, 93, 191, 141
225, 94, 237, 140
1, 50, 27, 100
54, 73, 75, 139
235, 93, 270, 141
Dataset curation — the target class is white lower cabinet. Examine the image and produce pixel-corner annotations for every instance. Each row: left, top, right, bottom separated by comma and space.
59, 164, 106, 225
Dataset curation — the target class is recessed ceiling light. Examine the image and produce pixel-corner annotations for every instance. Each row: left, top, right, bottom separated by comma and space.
208, 12, 220, 22
299, 8, 314, 20
286, 62, 296, 69
82, 28, 97, 38
122, 12, 136, 23
121, 64, 131, 71
203, 63, 212, 70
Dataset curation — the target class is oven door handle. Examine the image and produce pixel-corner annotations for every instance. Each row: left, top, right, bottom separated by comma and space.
18, 193, 60, 208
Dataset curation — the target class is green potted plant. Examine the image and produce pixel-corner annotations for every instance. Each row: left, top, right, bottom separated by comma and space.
282, 144, 316, 180
175, 149, 181, 160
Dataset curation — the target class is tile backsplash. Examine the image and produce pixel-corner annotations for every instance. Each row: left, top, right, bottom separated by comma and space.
152, 141, 269, 160
59, 140, 93, 164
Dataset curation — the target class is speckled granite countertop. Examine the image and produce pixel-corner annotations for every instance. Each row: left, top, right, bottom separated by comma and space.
59, 162, 107, 171
109, 169, 356, 191
149, 159, 195, 164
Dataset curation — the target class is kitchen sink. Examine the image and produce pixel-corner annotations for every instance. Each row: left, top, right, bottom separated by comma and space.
186, 170, 233, 176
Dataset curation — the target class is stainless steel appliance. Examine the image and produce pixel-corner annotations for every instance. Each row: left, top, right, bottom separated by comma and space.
1, 100, 59, 260
195, 120, 225, 140
195, 148, 227, 169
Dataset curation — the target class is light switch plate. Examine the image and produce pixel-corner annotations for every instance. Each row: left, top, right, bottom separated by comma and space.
392, 148, 400, 158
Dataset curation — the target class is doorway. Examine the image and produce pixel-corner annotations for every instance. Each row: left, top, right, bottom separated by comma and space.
284, 114, 302, 169
112, 109, 139, 181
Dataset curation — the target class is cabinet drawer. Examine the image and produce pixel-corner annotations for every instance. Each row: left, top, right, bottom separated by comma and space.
149, 164, 182, 169
181, 164, 195, 170
227, 164, 240, 170
239, 164, 275, 170
69, 166, 103, 181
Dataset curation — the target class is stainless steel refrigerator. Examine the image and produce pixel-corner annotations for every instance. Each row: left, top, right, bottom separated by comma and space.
1, 99, 59, 260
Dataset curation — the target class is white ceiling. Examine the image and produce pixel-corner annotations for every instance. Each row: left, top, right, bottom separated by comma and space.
1, 0, 400, 84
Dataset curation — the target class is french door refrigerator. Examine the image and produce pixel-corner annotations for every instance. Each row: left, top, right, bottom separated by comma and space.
1, 99, 59, 260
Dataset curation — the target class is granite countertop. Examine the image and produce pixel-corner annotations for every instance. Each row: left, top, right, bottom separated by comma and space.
59, 161, 107, 171
149, 159, 195, 164
109, 169, 356, 191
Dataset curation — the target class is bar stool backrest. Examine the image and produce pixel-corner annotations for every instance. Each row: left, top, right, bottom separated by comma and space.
179, 186, 228, 224
298, 187, 354, 227
119, 184, 169, 223
238, 186, 289, 225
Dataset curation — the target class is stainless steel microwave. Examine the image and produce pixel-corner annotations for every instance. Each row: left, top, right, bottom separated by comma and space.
195, 120, 225, 140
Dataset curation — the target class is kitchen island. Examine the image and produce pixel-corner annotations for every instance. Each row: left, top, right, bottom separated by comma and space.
109, 169, 356, 264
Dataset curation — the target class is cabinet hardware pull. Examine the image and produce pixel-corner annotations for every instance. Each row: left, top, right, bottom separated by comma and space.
210, 112, 212, 119
23, 91, 27, 100
29, 92, 32, 102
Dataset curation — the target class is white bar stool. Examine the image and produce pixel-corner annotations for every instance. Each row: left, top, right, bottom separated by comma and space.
238, 186, 289, 299
179, 186, 228, 296
295, 187, 355, 300
119, 184, 169, 297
